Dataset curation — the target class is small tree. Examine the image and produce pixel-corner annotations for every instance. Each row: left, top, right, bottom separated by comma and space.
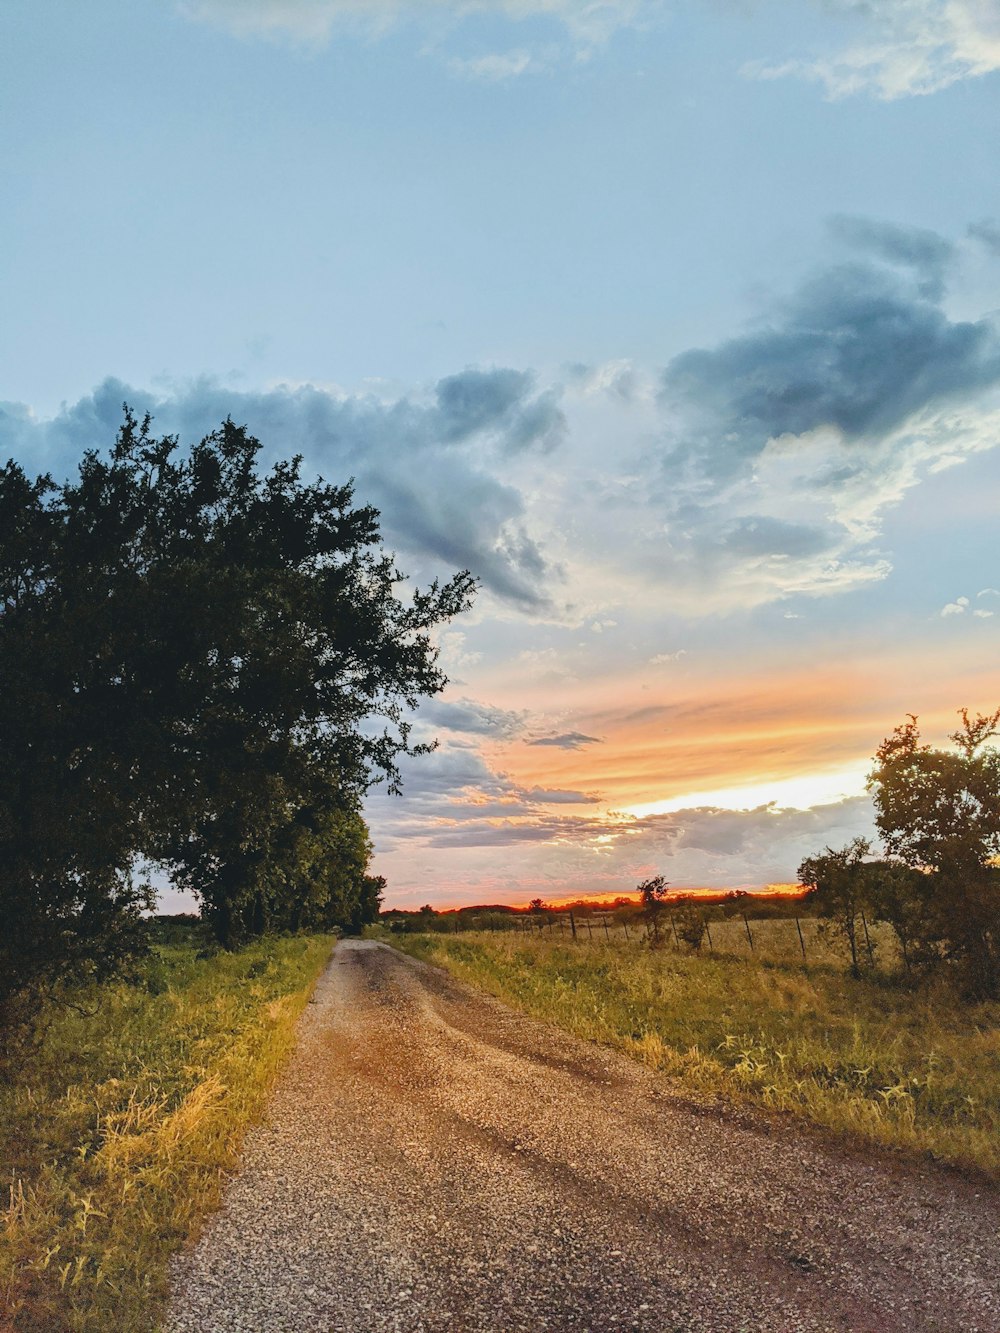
638, 875, 670, 946
867, 860, 938, 972
798, 838, 872, 977
672, 895, 708, 952
869, 709, 1000, 996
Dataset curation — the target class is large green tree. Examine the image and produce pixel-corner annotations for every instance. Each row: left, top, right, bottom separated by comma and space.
0, 410, 475, 1025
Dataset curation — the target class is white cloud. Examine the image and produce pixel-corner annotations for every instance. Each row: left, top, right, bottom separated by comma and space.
178, 0, 653, 47
449, 49, 536, 80
941, 595, 970, 615
974, 609, 995, 618
747, 1, 1000, 100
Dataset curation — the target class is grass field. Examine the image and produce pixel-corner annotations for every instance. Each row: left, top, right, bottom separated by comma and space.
0, 927, 334, 1332
394, 927, 1000, 1180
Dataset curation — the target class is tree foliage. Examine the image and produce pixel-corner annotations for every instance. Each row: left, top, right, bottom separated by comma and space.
799, 710, 1000, 997
0, 410, 475, 1026
797, 837, 872, 977
868, 709, 1000, 996
637, 875, 670, 946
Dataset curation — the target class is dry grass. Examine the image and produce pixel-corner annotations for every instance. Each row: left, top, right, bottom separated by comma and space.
395, 929, 1000, 1179
0, 931, 334, 1332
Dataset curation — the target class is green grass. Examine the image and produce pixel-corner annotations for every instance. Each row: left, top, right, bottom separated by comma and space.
1, 930, 334, 1332
394, 929, 1000, 1179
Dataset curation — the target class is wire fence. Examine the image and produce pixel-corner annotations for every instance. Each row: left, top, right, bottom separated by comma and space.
402, 909, 903, 971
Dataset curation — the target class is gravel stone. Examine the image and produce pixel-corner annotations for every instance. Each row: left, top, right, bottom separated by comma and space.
166, 941, 1000, 1332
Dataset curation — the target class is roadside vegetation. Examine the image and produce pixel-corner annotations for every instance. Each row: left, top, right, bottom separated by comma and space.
396, 925, 1000, 1179
1, 920, 334, 1332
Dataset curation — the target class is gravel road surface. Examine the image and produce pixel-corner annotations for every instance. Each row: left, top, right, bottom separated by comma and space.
167, 940, 1000, 1332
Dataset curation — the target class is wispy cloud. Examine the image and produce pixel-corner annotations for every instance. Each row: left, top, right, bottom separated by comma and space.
178, 0, 654, 49
448, 49, 537, 81
527, 731, 602, 749
747, 1, 1000, 100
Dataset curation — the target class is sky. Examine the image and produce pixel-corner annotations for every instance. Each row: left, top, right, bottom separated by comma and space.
3, 0, 999, 910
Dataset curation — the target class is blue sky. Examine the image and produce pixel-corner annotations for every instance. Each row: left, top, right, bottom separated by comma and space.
3, 0, 999, 908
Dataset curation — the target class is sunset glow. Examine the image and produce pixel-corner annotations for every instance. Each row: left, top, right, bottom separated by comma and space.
620, 764, 871, 820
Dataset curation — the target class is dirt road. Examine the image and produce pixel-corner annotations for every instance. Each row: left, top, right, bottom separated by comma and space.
167, 940, 1000, 1332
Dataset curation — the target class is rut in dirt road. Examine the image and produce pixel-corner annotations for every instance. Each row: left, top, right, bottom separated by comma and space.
167, 940, 1000, 1333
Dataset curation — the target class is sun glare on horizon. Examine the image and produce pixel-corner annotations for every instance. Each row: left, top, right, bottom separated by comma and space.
620, 762, 871, 820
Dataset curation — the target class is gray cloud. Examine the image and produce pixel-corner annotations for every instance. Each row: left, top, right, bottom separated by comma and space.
435, 368, 533, 442
527, 731, 602, 749
968, 220, 1000, 256
417, 697, 526, 739
1, 372, 561, 611
661, 245, 1000, 478
828, 215, 954, 299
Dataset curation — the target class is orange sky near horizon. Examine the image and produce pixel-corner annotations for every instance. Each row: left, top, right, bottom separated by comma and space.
475, 641, 1000, 816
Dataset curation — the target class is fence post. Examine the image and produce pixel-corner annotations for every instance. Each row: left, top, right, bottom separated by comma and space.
622, 919, 630, 943
795, 916, 807, 963
669, 912, 680, 949
860, 910, 875, 967
586, 918, 594, 943
742, 913, 755, 953
704, 919, 713, 953
569, 910, 577, 941
602, 918, 611, 943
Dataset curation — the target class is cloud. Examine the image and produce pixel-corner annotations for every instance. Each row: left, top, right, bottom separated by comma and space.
941, 593, 998, 618
968, 220, 1000, 256
449, 50, 537, 81
629, 223, 1000, 611
435, 368, 566, 452
527, 731, 602, 749
662, 250, 999, 459
417, 697, 527, 738
178, 0, 654, 49
7, 221, 997, 632
720, 516, 833, 560
828, 214, 954, 299
746, 0, 1000, 100
3, 372, 562, 612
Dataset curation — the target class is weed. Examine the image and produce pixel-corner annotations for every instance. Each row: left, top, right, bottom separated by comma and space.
0, 933, 334, 1331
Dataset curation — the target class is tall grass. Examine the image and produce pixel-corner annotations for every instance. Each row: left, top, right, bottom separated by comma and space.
396, 930, 1000, 1179
0, 931, 334, 1332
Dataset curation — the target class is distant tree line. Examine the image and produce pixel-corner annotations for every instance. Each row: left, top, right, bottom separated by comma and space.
799, 709, 1000, 998
0, 409, 475, 1036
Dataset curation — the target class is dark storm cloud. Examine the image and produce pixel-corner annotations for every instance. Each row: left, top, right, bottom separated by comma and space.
661, 237, 1000, 480
1, 373, 562, 611
527, 732, 602, 749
